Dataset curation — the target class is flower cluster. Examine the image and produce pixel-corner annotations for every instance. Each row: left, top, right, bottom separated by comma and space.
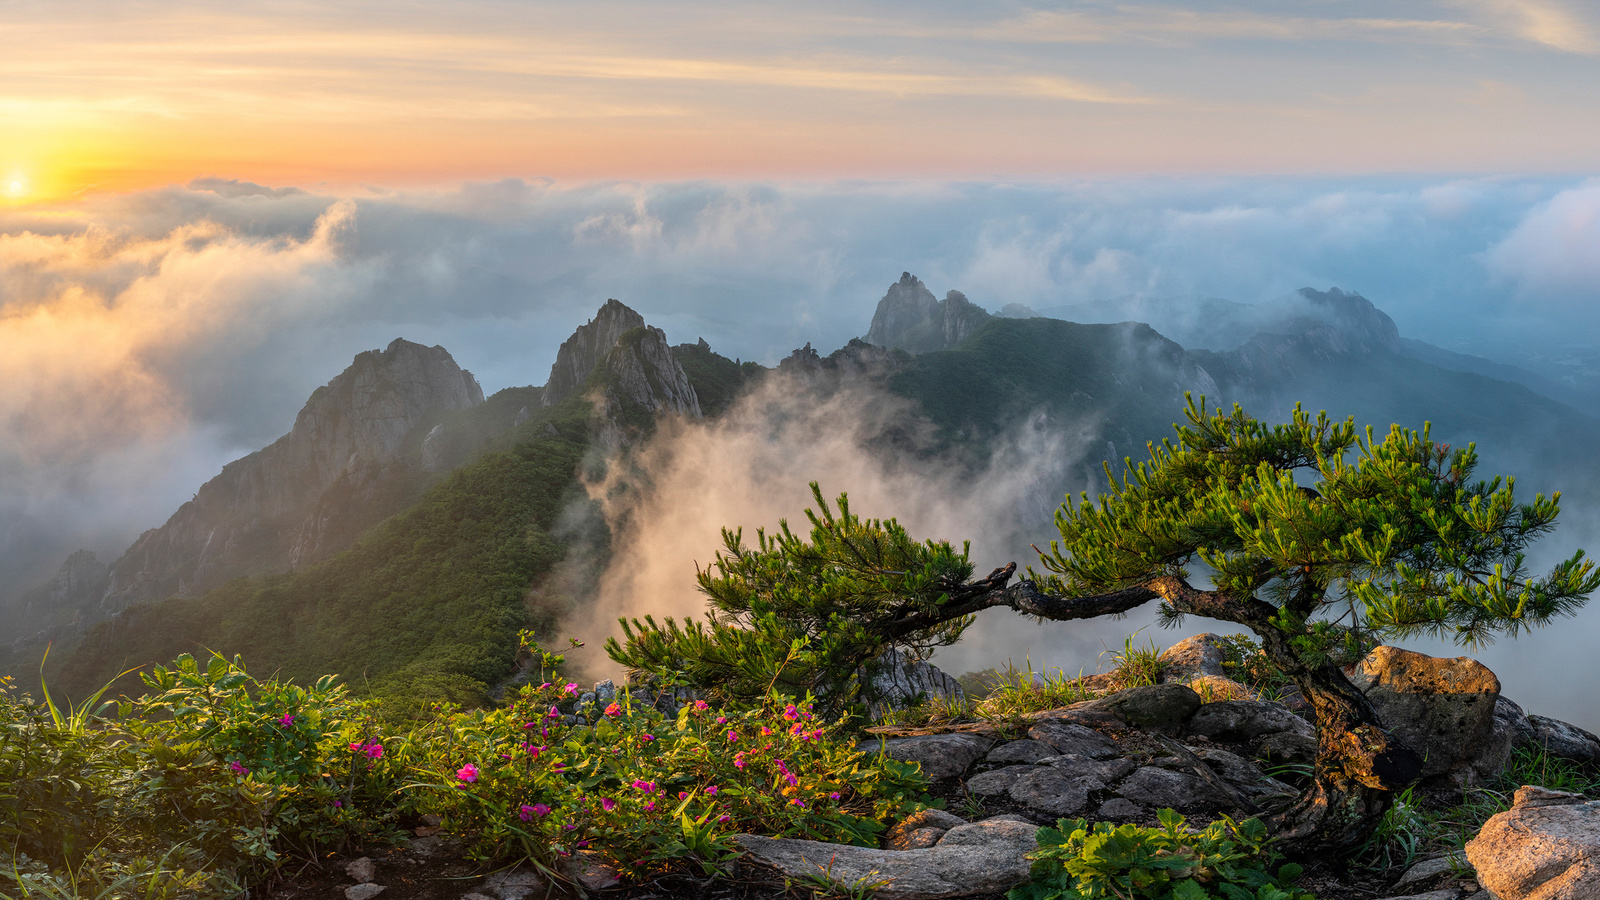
417, 687, 928, 876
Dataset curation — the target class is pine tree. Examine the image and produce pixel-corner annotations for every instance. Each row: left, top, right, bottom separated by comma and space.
611, 397, 1600, 848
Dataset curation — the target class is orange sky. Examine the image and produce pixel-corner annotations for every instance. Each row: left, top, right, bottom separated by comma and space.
6, 1, 1600, 202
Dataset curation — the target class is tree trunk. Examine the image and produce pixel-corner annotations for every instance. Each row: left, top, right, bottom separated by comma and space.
1256, 631, 1423, 851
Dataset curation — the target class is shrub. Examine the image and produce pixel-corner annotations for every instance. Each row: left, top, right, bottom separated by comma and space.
1011, 810, 1315, 900
411, 683, 928, 879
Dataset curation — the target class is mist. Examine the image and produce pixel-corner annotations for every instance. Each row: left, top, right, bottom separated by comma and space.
563, 370, 1145, 682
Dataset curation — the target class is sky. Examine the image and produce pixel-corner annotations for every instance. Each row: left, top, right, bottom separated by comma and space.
5, 0, 1600, 200
6, 2, 1600, 717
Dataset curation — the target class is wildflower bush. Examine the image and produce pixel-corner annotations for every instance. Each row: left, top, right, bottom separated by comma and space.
1011, 810, 1315, 900
411, 683, 928, 878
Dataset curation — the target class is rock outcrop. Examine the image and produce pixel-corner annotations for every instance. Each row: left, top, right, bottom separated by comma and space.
1349, 646, 1504, 786
542, 299, 647, 406
1467, 786, 1600, 900
864, 273, 992, 354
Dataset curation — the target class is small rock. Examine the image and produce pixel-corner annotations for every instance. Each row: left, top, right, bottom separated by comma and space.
1039, 755, 1136, 783
1029, 707, 1128, 730
895, 827, 948, 849
461, 894, 497, 900
479, 865, 545, 900
1195, 748, 1293, 797
1525, 714, 1600, 766
937, 818, 1039, 847
345, 886, 385, 900
1158, 633, 1228, 682
408, 835, 445, 857
566, 853, 622, 892
1009, 768, 1095, 817
421, 813, 443, 826
1115, 767, 1225, 810
1188, 701, 1313, 742
1512, 785, 1587, 808
1027, 722, 1120, 759
1080, 684, 1202, 734
888, 809, 968, 850
986, 739, 1057, 765
1255, 729, 1317, 763
1099, 798, 1143, 819
1183, 674, 1256, 702
344, 857, 376, 884
1394, 855, 1468, 889
869, 733, 996, 781
966, 766, 1035, 796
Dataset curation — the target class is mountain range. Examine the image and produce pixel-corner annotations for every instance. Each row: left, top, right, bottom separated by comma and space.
6, 274, 1596, 706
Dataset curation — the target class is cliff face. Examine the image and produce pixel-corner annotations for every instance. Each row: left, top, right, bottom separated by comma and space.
544, 300, 648, 406
94, 339, 483, 616
864, 273, 993, 354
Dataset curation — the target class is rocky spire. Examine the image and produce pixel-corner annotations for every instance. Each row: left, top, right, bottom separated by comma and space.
543, 299, 647, 406
863, 273, 992, 354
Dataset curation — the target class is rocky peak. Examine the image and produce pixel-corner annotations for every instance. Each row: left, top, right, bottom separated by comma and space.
93, 339, 483, 614
544, 299, 648, 406
601, 326, 702, 419
863, 273, 992, 354
1263, 288, 1401, 356
284, 338, 484, 493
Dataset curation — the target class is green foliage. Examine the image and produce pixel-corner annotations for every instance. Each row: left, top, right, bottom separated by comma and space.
1102, 632, 1167, 690
607, 483, 977, 709
409, 681, 928, 879
1041, 396, 1600, 650
671, 341, 766, 417
54, 424, 590, 709
1212, 635, 1294, 696
1011, 810, 1315, 900
976, 662, 1098, 724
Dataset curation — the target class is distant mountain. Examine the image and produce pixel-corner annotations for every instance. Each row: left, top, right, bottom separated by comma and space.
5, 300, 706, 704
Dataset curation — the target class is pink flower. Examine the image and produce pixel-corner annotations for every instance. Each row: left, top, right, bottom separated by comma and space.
693, 700, 709, 711
642, 800, 656, 812
601, 798, 617, 811
366, 743, 384, 759
791, 798, 806, 808
705, 785, 719, 796
456, 763, 479, 783
277, 713, 295, 727
538, 682, 552, 690
333, 799, 343, 808
564, 683, 579, 695
228, 760, 249, 775
829, 792, 841, 799
733, 752, 746, 769
782, 705, 799, 721
349, 742, 362, 751
760, 726, 773, 736
641, 734, 655, 742
678, 791, 689, 800
533, 803, 551, 818
715, 716, 727, 724
726, 730, 739, 742
519, 804, 535, 821
547, 705, 561, 719
604, 702, 622, 717
523, 721, 538, 729
717, 814, 731, 824
785, 773, 799, 786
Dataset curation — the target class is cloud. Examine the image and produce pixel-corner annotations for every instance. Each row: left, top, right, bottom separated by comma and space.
1486, 179, 1600, 301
